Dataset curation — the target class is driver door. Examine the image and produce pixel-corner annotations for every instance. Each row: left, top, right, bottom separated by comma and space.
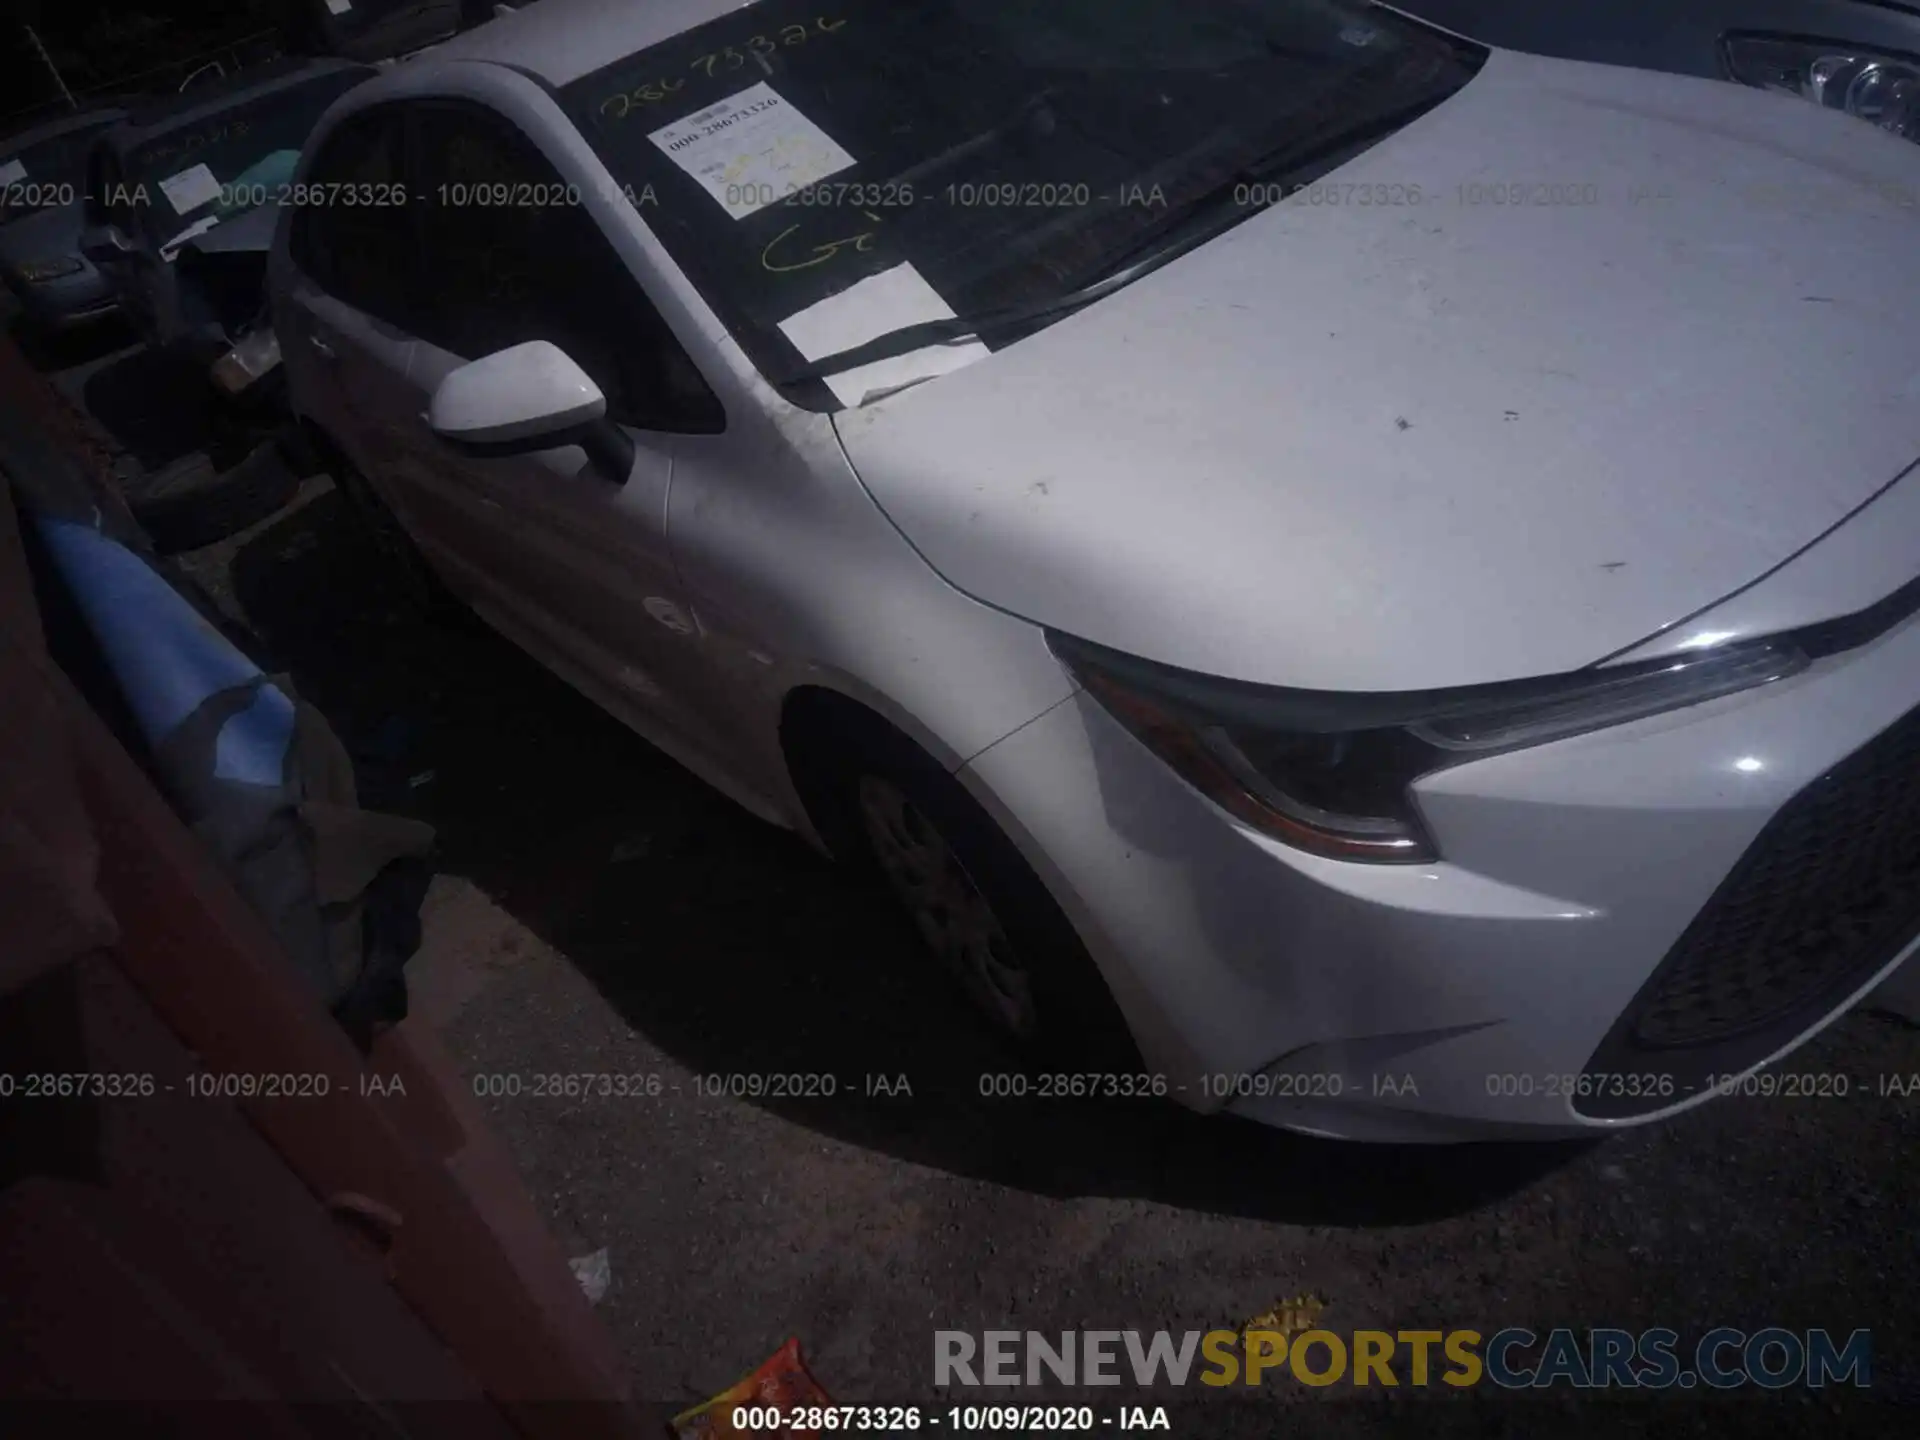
390, 98, 728, 745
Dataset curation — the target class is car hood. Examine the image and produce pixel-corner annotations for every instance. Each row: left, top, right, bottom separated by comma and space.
831, 49, 1920, 692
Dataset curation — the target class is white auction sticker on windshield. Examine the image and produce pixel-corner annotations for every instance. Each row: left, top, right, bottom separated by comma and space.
779, 263, 990, 407
159, 214, 223, 261
157, 162, 222, 217
648, 82, 854, 220
0, 159, 27, 187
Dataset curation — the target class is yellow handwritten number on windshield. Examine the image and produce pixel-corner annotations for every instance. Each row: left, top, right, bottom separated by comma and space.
761, 212, 882, 273
598, 18, 848, 121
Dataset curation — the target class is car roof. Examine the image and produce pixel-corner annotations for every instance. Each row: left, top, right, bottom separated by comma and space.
424, 0, 753, 87
106, 56, 377, 153
1, 106, 128, 158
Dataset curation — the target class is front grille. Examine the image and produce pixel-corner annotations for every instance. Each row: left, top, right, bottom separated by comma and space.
1578, 701, 1920, 1118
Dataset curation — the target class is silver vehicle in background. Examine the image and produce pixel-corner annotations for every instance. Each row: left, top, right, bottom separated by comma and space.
1394, 0, 1920, 141
0, 107, 128, 333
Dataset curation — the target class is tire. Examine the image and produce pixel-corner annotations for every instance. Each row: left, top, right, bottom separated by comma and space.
277, 418, 326, 478
123, 437, 300, 554
794, 701, 1143, 1070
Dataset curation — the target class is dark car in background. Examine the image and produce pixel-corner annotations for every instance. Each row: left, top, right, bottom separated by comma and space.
1394, 0, 1920, 142
0, 107, 129, 333
81, 57, 376, 366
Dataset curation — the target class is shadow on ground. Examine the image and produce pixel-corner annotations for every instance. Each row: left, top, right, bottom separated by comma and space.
221, 484, 1593, 1228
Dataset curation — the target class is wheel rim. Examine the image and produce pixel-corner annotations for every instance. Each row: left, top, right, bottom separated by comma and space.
856, 774, 1037, 1039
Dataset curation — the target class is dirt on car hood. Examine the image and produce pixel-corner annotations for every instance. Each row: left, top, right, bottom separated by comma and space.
833, 49, 1920, 692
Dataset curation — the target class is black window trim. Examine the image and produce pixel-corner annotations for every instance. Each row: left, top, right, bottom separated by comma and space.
294, 90, 728, 436
289, 99, 429, 328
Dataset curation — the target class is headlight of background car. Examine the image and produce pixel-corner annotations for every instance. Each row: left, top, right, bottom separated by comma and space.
1723, 33, 1920, 141
1053, 634, 1808, 865
14, 256, 85, 283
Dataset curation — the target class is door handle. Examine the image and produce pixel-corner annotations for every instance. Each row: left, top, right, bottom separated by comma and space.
308, 333, 336, 359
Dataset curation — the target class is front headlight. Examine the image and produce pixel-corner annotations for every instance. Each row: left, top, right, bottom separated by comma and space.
1723, 33, 1920, 142
1054, 634, 1808, 864
15, 255, 84, 283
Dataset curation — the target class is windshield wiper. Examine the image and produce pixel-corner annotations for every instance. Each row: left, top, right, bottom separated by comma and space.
782, 72, 1467, 387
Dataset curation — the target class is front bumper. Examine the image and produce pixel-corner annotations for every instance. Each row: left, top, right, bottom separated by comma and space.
959, 605, 1920, 1142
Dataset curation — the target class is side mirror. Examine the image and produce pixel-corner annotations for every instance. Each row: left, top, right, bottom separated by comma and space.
78, 225, 132, 264
428, 339, 606, 448
428, 340, 632, 480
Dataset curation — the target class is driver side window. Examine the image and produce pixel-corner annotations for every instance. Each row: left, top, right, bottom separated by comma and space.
288, 107, 420, 331
409, 101, 724, 434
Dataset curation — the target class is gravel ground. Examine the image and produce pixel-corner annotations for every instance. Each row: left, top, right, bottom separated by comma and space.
31, 322, 1920, 1436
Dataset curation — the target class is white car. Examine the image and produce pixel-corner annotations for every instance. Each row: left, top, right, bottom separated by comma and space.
272, 0, 1920, 1142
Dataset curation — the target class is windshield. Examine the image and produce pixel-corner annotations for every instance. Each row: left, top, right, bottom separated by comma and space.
0, 119, 117, 224
125, 69, 371, 245
558, 0, 1482, 403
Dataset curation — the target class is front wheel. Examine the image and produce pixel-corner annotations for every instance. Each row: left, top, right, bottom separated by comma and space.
803, 706, 1141, 1070
857, 771, 1042, 1042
